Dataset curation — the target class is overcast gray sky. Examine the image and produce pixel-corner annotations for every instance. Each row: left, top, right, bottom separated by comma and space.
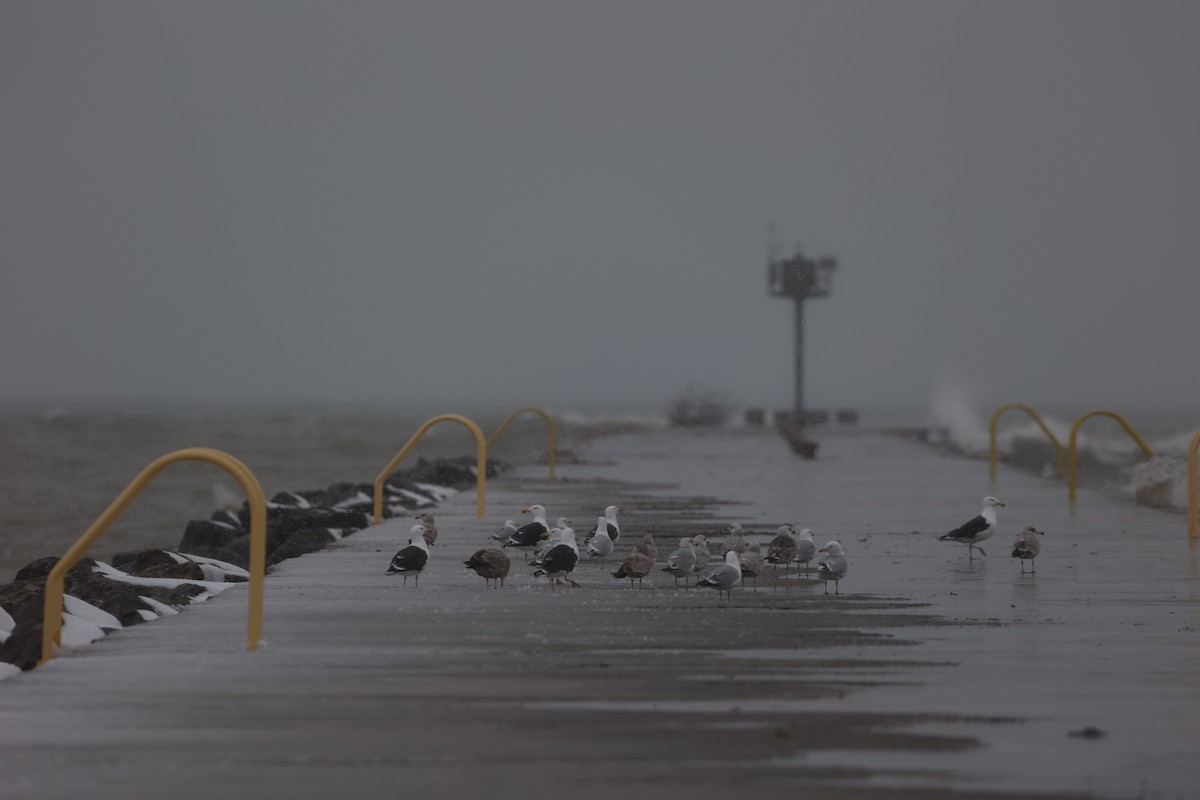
2, 2, 1197, 417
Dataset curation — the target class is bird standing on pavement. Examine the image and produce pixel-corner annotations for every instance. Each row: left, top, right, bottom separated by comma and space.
386, 524, 432, 586
1012, 526, 1044, 573
816, 540, 849, 595
939, 496, 1005, 561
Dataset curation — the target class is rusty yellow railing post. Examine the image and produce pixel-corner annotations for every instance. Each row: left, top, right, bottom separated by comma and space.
1188, 430, 1200, 540
989, 402, 1065, 484
486, 406, 557, 481
1067, 410, 1155, 503
373, 414, 487, 523
41, 448, 267, 665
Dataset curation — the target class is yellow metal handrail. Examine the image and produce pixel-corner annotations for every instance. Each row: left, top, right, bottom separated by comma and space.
1067, 409, 1154, 503
373, 414, 487, 523
1188, 430, 1200, 540
40, 447, 267, 665
486, 405, 558, 481
989, 402, 1065, 483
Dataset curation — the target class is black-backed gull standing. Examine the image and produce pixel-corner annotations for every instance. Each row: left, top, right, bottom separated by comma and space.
696, 550, 742, 600
386, 524, 431, 586
939, 496, 1005, 561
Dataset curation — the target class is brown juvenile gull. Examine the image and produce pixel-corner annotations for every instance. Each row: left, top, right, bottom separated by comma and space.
691, 535, 712, 572
661, 537, 697, 587
793, 528, 817, 574
815, 540, 849, 595
765, 524, 798, 573
415, 511, 438, 547
635, 533, 658, 562
504, 504, 550, 549
696, 551, 742, 600
386, 524, 432, 587
612, 550, 654, 588
1012, 526, 1044, 573
939, 496, 1005, 561
464, 548, 511, 588
739, 543, 764, 588
721, 523, 747, 555
585, 517, 614, 564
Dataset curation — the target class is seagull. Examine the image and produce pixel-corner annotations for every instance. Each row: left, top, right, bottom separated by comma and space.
635, 534, 658, 562
612, 550, 654, 588
721, 523, 747, 555
414, 511, 438, 546
939, 496, 1005, 561
585, 518, 614, 564
463, 548, 511, 588
696, 551, 742, 600
816, 540, 848, 595
489, 520, 520, 543
386, 524, 432, 586
532, 528, 579, 589
586, 505, 623, 545
1012, 526, 1044, 573
505, 504, 550, 549
765, 524, 797, 569
739, 543, 764, 588
793, 528, 817, 574
661, 537, 697, 587
692, 535, 712, 572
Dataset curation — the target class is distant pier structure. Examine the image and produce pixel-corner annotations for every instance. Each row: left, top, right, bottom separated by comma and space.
767, 243, 838, 427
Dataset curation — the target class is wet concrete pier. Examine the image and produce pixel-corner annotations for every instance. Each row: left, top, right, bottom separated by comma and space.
1, 427, 1196, 799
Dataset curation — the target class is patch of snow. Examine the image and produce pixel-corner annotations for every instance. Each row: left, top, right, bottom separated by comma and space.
91, 561, 234, 595
138, 596, 180, 616
60, 613, 107, 648
173, 552, 250, 579
396, 489, 435, 507
0, 662, 21, 681
136, 609, 158, 622
0, 605, 14, 638
62, 595, 122, 630
334, 492, 372, 510
414, 482, 457, 501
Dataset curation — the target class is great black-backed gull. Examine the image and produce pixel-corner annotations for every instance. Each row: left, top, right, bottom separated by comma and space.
697, 551, 742, 599
765, 524, 797, 571
532, 529, 580, 588
464, 548, 511, 588
585, 518, 614, 563
661, 538, 697, 587
505, 504, 550, 549
414, 511, 438, 546
386, 524, 431, 586
612, 550, 654, 588
793, 528, 817, 573
1012, 526, 1044, 573
816, 540, 848, 594
586, 505, 623, 545
939, 496, 1005, 560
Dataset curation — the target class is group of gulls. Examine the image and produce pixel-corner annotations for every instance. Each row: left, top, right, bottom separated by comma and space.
386, 495, 1044, 594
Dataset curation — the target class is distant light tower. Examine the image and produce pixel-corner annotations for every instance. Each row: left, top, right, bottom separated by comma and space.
767, 243, 838, 427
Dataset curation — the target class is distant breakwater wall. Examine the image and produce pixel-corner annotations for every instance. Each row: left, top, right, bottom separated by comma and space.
0, 456, 506, 673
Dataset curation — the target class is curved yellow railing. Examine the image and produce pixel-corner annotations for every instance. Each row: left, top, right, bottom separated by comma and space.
373, 414, 487, 523
1188, 430, 1200, 540
486, 406, 557, 481
989, 402, 1065, 483
1067, 409, 1154, 503
40, 447, 267, 665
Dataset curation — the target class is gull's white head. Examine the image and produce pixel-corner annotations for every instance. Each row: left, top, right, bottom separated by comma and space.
724, 550, 741, 566
982, 496, 1006, 508
678, 537, 694, 548
408, 525, 431, 550
798, 528, 814, 541
778, 524, 796, 536
522, 504, 547, 521
604, 505, 623, 519
724, 523, 743, 535
555, 517, 572, 528
818, 540, 844, 556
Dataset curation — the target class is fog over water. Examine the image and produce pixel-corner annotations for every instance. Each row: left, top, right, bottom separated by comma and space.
2, 3, 1198, 417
